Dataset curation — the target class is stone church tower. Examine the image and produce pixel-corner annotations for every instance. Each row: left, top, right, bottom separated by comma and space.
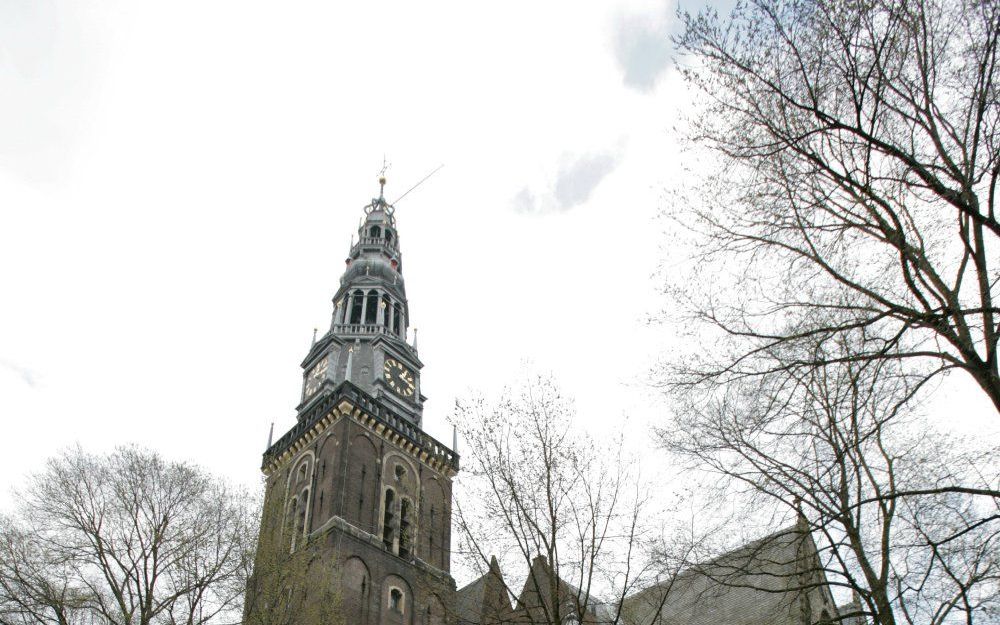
248, 180, 459, 625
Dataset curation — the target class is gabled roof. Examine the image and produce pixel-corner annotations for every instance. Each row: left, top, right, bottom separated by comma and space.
456, 521, 845, 625
622, 521, 840, 625
455, 556, 514, 624
515, 555, 615, 624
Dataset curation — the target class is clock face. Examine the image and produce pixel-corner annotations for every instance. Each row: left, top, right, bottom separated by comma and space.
383, 358, 415, 398
304, 355, 329, 398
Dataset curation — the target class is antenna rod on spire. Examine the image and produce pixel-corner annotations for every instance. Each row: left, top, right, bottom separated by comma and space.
392, 164, 444, 205
378, 157, 390, 200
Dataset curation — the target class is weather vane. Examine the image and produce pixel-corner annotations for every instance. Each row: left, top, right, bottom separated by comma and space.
378, 157, 391, 200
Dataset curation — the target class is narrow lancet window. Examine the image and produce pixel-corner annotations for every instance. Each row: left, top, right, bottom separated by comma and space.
399, 498, 412, 557
350, 291, 364, 324
382, 489, 395, 550
365, 290, 379, 324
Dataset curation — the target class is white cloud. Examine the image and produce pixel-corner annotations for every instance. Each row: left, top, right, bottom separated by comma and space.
554, 150, 622, 209
0, 360, 40, 388
513, 147, 625, 215
612, 6, 673, 92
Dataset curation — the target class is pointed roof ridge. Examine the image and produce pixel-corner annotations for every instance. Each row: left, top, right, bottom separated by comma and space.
455, 555, 514, 624
624, 520, 819, 610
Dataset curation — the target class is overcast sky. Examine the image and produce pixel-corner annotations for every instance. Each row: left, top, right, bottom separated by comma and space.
0, 0, 689, 498
1, 0, 996, 588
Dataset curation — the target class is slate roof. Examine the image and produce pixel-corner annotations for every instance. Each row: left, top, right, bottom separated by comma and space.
514, 555, 615, 624
621, 521, 841, 625
457, 520, 850, 625
455, 556, 514, 625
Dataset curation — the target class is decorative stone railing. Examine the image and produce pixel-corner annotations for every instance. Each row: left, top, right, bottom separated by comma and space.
328, 324, 416, 354
332, 323, 398, 337
262, 381, 459, 472
350, 237, 398, 257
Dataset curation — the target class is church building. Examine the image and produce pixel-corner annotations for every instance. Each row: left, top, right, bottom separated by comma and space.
244, 180, 862, 625
245, 179, 458, 625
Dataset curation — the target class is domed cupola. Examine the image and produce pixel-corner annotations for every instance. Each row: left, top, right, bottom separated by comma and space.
328, 177, 411, 340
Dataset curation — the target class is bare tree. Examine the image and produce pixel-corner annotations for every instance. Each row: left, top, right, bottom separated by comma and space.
241, 487, 343, 625
661, 2, 1000, 619
0, 446, 256, 625
659, 332, 1000, 624
668, 0, 1000, 412
451, 375, 680, 625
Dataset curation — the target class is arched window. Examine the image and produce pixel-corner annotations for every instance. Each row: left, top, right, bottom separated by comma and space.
296, 493, 307, 535
382, 489, 395, 549
385, 229, 393, 243
350, 291, 364, 324
393, 304, 402, 335
288, 497, 298, 530
389, 588, 403, 613
370, 225, 381, 238
358, 465, 366, 517
342, 557, 370, 623
399, 498, 412, 557
381, 294, 391, 326
365, 290, 379, 324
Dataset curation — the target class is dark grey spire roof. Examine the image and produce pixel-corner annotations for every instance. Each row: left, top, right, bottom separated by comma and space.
333, 180, 406, 301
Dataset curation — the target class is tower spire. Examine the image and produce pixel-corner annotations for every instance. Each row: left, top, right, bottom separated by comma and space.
297, 178, 420, 424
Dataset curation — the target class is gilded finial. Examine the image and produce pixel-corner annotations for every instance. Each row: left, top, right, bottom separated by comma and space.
378, 157, 390, 201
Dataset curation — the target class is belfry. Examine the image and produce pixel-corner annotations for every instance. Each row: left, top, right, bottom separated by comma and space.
247, 179, 458, 625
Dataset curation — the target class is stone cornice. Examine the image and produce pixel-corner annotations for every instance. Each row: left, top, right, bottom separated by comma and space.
310, 514, 454, 585
262, 381, 460, 477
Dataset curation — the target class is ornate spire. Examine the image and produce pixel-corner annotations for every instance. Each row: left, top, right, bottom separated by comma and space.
366, 175, 396, 217
297, 177, 423, 425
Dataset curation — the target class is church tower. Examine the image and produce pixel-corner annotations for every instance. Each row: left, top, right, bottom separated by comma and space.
248, 179, 459, 625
